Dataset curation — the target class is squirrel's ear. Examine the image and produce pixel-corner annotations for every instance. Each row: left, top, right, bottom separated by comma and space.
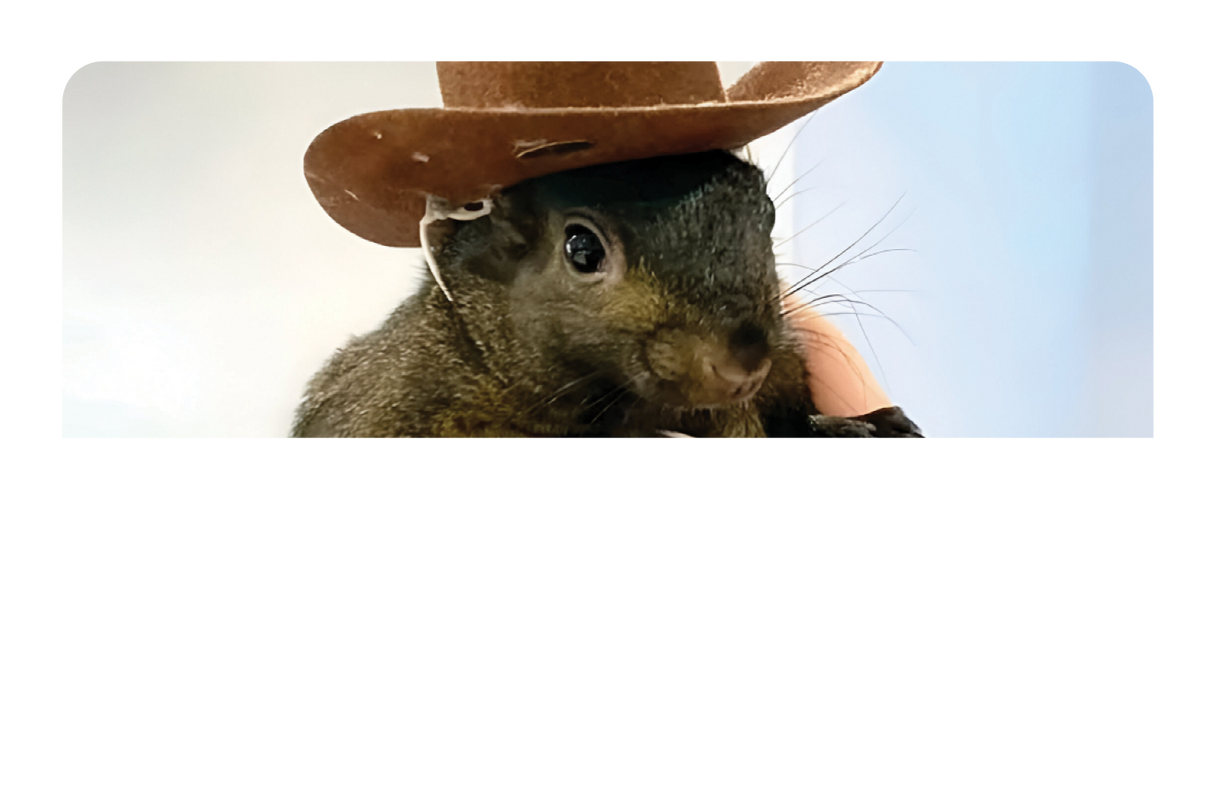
420, 195, 494, 246
453, 199, 527, 258
421, 193, 537, 286
483, 195, 531, 251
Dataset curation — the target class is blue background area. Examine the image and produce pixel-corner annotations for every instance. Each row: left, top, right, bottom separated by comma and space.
62, 62, 1153, 437
789, 62, 1153, 436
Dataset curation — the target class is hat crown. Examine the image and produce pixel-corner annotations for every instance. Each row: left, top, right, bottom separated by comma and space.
437, 62, 728, 110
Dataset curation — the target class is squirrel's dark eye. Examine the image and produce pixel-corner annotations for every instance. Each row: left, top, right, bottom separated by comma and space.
564, 225, 606, 274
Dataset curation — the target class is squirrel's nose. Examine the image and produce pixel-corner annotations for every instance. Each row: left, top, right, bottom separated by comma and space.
730, 342, 768, 376
702, 324, 772, 404
708, 318, 772, 400
704, 354, 772, 403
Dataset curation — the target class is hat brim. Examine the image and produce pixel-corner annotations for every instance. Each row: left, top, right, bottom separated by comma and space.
304, 61, 882, 248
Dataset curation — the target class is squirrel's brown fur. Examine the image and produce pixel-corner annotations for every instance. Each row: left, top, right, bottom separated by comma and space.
292, 150, 919, 437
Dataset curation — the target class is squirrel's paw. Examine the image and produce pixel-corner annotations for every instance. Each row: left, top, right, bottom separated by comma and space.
808, 406, 923, 438
859, 406, 924, 437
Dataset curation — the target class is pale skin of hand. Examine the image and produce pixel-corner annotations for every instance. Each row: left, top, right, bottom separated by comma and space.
786, 300, 892, 417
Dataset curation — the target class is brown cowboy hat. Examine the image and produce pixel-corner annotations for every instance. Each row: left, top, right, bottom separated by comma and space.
304, 61, 883, 248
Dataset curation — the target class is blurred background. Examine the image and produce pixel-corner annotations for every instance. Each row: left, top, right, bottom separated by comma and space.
62, 62, 1152, 437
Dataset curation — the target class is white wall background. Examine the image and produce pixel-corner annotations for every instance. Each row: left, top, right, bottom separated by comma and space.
62, 62, 1152, 436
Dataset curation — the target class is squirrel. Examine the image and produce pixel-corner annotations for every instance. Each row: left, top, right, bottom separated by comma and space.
292, 149, 921, 437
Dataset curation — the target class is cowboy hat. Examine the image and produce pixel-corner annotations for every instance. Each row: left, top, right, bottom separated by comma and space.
304, 61, 883, 248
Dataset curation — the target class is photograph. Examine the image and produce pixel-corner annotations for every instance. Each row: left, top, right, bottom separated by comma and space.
62, 61, 1153, 437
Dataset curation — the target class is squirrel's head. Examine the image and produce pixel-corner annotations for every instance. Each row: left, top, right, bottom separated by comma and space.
424, 149, 785, 413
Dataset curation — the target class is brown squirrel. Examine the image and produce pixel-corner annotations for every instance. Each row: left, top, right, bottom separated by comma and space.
291, 150, 921, 437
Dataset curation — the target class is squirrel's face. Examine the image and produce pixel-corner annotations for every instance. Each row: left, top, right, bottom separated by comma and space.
435, 150, 786, 411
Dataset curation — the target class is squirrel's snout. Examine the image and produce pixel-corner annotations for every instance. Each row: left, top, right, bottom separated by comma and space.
704, 354, 772, 404
646, 323, 772, 408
